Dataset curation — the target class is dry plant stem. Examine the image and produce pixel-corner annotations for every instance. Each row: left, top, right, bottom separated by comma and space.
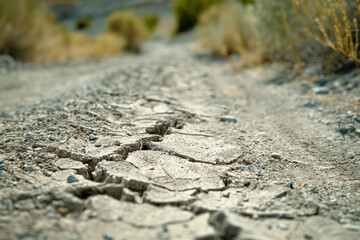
300, 0, 360, 62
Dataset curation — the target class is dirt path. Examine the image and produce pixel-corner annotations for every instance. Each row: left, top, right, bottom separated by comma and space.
0, 40, 359, 240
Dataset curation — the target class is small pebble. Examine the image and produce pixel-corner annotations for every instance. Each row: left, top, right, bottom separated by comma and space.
267, 224, 272, 230
220, 115, 237, 122
103, 233, 114, 240
278, 223, 288, 231
25, 165, 33, 171
285, 181, 294, 189
25, 133, 34, 140
0, 163, 6, 170
222, 192, 230, 198
314, 78, 328, 86
49, 136, 55, 141
47, 127, 57, 131
355, 129, 360, 135
0, 170, 4, 177
35, 158, 43, 164
339, 128, 348, 135
114, 140, 121, 146
95, 142, 102, 147
43, 171, 52, 177
256, 171, 264, 176
67, 175, 78, 183
304, 234, 313, 240
271, 153, 281, 160
215, 158, 220, 164
89, 134, 97, 141
52, 167, 58, 172
148, 166, 155, 170
0, 159, 4, 164
312, 87, 329, 94
243, 180, 250, 187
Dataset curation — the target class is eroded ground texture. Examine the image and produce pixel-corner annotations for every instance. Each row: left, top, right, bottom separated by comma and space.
0, 41, 359, 240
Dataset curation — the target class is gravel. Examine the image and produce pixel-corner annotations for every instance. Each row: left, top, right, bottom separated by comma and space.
312, 87, 329, 94
220, 115, 237, 122
67, 175, 78, 183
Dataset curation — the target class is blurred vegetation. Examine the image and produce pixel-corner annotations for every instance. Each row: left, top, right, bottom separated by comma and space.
197, 2, 269, 67
173, 0, 253, 34
196, 0, 360, 69
141, 14, 159, 34
106, 10, 151, 52
76, 17, 92, 30
0, 0, 157, 63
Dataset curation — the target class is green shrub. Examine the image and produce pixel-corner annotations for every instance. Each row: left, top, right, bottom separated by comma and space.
141, 14, 159, 33
106, 10, 150, 52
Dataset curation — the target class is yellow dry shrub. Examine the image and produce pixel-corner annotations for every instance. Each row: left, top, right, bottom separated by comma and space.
106, 10, 150, 52
197, 2, 268, 67
292, 0, 360, 63
0, 0, 70, 63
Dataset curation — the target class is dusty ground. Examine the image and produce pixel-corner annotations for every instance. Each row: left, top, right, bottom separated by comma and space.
0, 38, 359, 240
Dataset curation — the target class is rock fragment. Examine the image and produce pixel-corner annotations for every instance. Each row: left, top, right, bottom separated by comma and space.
220, 115, 237, 122
271, 153, 282, 160
67, 175, 78, 183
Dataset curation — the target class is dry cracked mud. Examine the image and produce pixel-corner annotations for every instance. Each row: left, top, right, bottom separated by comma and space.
0, 41, 359, 240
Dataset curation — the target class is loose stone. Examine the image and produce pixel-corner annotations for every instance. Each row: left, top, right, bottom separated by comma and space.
215, 158, 220, 164
312, 87, 329, 94
0, 158, 4, 164
25, 165, 33, 171
103, 233, 114, 240
0, 163, 6, 170
47, 127, 57, 131
49, 136, 55, 141
89, 134, 97, 141
95, 142, 102, 147
304, 234, 313, 240
220, 115, 237, 122
271, 153, 281, 160
35, 158, 43, 164
278, 223, 288, 231
43, 171, 52, 177
25, 133, 34, 140
285, 181, 294, 189
67, 175, 78, 183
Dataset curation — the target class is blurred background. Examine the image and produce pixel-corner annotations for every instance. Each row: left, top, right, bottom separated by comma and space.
1, 0, 360, 72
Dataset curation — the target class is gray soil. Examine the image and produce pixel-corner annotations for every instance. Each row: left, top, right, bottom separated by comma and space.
0, 38, 359, 239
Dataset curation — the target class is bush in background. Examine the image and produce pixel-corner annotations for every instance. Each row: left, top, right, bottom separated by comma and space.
0, 0, 71, 63
0, 1, 154, 63
76, 17, 92, 30
141, 14, 159, 34
106, 10, 150, 52
197, 1, 269, 67
173, 0, 253, 34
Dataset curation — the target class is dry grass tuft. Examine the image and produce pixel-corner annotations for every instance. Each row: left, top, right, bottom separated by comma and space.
0, 1, 152, 63
106, 10, 150, 52
293, 0, 360, 63
197, 2, 269, 67
0, 0, 71, 63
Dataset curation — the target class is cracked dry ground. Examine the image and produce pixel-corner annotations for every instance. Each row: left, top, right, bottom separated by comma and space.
0, 43, 359, 240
